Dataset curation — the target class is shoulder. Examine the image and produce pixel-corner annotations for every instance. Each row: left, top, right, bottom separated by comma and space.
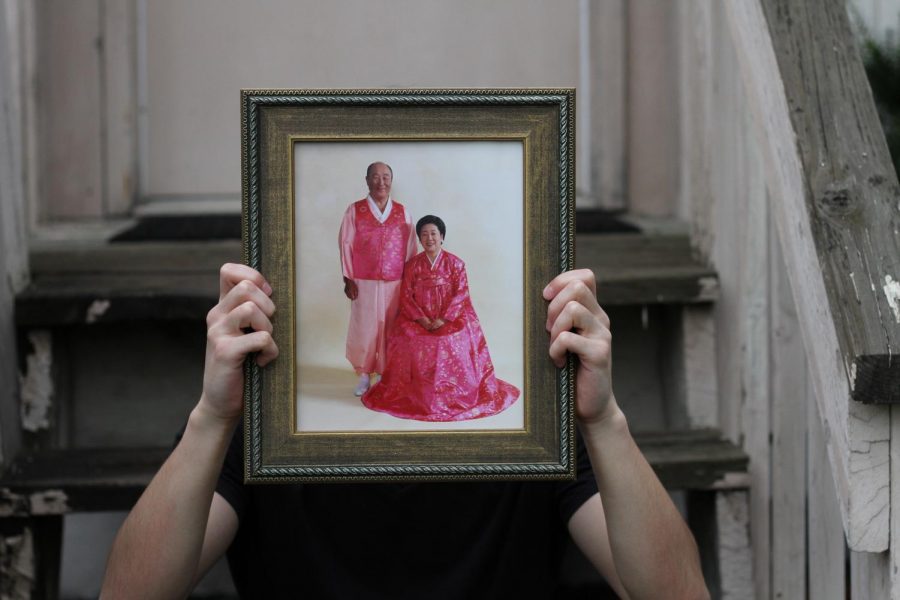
406, 251, 426, 267
343, 199, 366, 217
443, 251, 465, 269
394, 201, 412, 220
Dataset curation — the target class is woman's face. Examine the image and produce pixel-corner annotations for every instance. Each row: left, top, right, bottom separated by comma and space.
419, 224, 442, 253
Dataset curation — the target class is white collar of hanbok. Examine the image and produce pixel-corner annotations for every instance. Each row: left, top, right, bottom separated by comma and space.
427, 249, 442, 269
366, 194, 393, 223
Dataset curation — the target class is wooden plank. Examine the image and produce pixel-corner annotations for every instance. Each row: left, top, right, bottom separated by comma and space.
0, 434, 742, 518
102, 0, 137, 216
676, 0, 715, 238
891, 405, 900, 599
807, 384, 847, 600
18, 240, 240, 325
725, 0, 892, 552
627, 0, 678, 217
576, 232, 719, 306
661, 305, 718, 430
769, 232, 808, 600
0, 0, 29, 466
0, 447, 167, 514
588, 0, 626, 210
634, 430, 748, 490
851, 551, 890, 599
715, 490, 754, 600
704, 1, 769, 448
740, 152, 771, 600
29, 239, 241, 274
37, 0, 104, 220
15, 274, 220, 325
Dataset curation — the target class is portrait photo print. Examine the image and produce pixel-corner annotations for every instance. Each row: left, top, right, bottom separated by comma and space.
294, 141, 525, 432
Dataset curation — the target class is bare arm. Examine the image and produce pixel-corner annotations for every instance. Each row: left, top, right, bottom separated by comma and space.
101, 264, 278, 599
544, 270, 709, 600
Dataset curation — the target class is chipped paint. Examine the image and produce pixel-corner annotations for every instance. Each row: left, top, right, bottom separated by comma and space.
884, 275, 900, 323
849, 272, 860, 300
850, 362, 857, 391
18, 331, 53, 432
29, 490, 69, 515
0, 489, 29, 518
0, 528, 34, 599
85, 298, 111, 323
698, 276, 720, 300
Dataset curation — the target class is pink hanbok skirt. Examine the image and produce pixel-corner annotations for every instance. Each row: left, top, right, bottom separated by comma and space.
361, 309, 519, 421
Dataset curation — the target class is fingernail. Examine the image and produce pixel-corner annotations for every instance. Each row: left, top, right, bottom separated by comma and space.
263, 281, 273, 295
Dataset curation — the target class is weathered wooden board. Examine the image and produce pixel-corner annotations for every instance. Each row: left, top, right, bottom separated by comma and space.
725, 0, 893, 552
739, 151, 771, 600
28, 240, 240, 274
661, 305, 719, 430
851, 550, 890, 599
17, 240, 239, 325
627, 0, 679, 217
576, 232, 719, 305
892, 406, 900, 599
37, 0, 104, 220
0, 447, 168, 514
770, 233, 808, 600
676, 0, 715, 237
634, 430, 748, 490
715, 491, 754, 600
588, 0, 626, 210
807, 385, 847, 600
0, 0, 29, 466
103, 0, 138, 216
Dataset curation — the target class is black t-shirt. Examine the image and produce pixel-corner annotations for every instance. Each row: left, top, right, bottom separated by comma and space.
215, 424, 600, 599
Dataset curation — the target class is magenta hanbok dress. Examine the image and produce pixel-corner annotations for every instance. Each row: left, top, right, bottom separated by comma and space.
362, 250, 520, 421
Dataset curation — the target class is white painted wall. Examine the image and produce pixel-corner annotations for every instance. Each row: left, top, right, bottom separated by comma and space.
143, 0, 579, 197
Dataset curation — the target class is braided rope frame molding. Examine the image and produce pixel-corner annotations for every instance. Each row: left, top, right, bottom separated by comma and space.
242, 89, 575, 481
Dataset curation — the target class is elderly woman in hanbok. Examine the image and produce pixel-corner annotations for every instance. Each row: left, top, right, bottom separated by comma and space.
362, 215, 519, 421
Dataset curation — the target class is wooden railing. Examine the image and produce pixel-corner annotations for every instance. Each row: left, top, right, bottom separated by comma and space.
725, 0, 900, 552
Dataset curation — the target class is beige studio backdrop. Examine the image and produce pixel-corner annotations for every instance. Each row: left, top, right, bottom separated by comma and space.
294, 141, 525, 432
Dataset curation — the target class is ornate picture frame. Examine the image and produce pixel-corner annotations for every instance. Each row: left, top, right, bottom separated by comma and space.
241, 89, 575, 482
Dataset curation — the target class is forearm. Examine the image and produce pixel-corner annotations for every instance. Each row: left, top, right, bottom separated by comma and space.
102, 400, 236, 599
581, 400, 708, 600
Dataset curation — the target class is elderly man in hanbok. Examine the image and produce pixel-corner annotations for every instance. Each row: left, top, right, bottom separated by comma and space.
339, 162, 417, 396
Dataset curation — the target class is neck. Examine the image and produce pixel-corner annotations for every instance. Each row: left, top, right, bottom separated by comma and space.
425, 248, 440, 261
372, 196, 389, 210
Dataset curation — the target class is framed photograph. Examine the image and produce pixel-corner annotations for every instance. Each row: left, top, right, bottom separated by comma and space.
241, 88, 575, 482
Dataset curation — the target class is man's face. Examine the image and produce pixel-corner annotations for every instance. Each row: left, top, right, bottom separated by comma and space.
366, 164, 393, 203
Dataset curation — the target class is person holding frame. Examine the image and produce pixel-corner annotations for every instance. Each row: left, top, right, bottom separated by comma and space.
101, 263, 709, 599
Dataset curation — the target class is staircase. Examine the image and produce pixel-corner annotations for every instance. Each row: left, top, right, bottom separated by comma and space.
0, 213, 749, 598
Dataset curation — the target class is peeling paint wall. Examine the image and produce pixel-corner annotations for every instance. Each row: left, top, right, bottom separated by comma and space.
883, 275, 900, 323
18, 331, 53, 433
0, 528, 34, 600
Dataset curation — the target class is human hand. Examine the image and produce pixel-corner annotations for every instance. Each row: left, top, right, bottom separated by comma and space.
200, 263, 278, 422
416, 317, 433, 330
343, 277, 359, 300
429, 318, 446, 331
543, 269, 617, 429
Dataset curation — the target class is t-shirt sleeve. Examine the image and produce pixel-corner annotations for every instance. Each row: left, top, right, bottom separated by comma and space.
554, 433, 599, 524
215, 422, 247, 520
